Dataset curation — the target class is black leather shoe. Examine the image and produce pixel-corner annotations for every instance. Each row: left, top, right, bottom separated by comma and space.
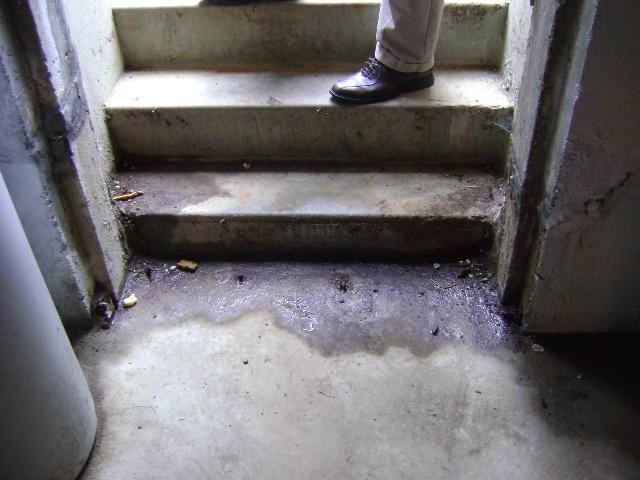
330, 58, 434, 104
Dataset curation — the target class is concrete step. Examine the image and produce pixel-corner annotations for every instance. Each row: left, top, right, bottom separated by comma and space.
112, 0, 508, 69
106, 68, 512, 167
113, 169, 504, 259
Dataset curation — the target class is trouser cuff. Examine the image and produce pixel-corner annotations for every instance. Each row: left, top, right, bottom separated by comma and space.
375, 42, 434, 73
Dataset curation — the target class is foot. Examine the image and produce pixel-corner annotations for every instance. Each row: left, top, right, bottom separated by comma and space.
330, 58, 434, 104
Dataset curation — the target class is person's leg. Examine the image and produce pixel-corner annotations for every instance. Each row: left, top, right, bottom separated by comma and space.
375, 0, 444, 73
330, 0, 444, 104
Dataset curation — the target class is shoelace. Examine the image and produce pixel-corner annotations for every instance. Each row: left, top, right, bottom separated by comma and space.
360, 57, 383, 79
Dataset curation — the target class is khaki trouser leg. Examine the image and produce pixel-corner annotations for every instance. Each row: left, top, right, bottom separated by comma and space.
375, 0, 445, 73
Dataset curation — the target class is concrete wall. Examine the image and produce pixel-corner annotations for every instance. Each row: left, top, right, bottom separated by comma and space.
0, 0, 127, 327
497, 0, 570, 304
62, 0, 124, 208
60, 0, 128, 299
523, 0, 640, 331
501, 0, 532, 100
0, 5, 94, 325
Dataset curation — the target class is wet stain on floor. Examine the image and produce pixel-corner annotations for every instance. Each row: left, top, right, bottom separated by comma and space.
112, 258, 517, 358
71, 259, 640, 480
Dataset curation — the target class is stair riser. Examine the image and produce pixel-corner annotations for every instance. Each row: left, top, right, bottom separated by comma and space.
109, 107, 510, 167
125, 215, 493, 260
114, 2, 507, 69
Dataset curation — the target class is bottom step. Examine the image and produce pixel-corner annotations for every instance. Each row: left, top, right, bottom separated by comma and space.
114, 169, 503, 260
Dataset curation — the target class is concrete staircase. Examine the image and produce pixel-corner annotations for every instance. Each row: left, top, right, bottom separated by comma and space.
107, 0, 512, 260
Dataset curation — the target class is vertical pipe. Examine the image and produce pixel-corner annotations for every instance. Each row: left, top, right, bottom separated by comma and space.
0, 171, 97, 479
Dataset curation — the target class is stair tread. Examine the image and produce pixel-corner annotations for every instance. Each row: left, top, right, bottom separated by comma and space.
106, 68, 511, 110
113, 0, 506, 10
115, 169, 503, 220
113, 0, 508, 69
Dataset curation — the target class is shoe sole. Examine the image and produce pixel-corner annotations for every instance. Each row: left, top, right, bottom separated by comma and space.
330, 73, 435, 105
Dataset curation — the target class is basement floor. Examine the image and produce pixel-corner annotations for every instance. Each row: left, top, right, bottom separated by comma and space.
73, 259, 640, 479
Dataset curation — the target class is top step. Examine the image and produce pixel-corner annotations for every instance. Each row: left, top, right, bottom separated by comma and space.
112, 0, 508, 69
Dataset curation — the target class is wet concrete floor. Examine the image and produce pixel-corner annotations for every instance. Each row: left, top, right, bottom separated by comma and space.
73, 259, 640, 479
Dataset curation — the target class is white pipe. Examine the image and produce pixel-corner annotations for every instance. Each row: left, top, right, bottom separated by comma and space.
0, 170, 97, 479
